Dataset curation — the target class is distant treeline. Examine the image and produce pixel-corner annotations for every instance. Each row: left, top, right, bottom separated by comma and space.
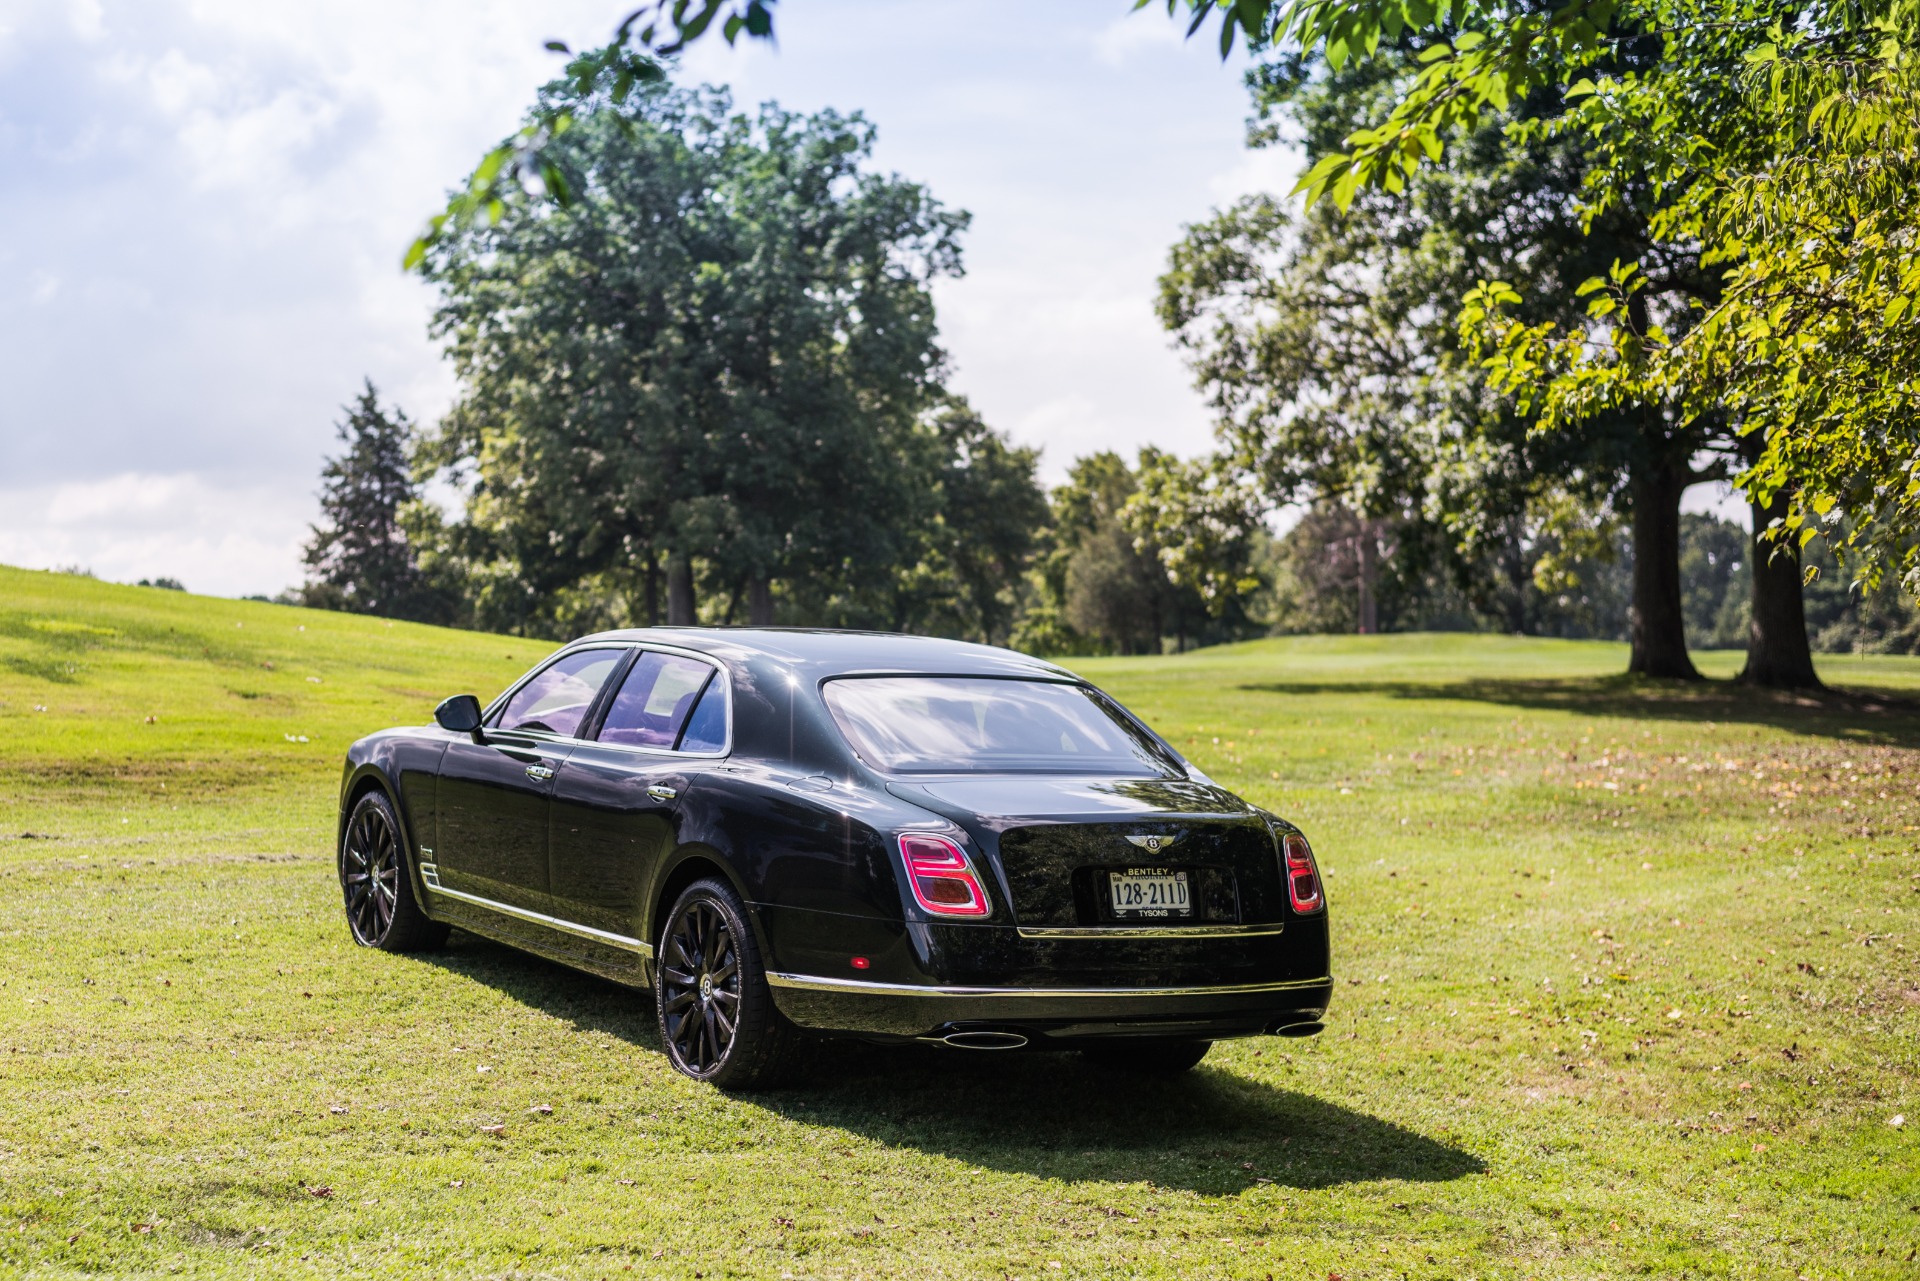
297, 377, 1917, 656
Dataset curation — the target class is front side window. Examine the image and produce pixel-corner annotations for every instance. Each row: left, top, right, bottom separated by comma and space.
493, 648, 624, 737
822, 677, 1179, 776
598, 652, 719, 749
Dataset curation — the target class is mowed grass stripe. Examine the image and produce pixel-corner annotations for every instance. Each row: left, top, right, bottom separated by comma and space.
2, 563, 1916, 1278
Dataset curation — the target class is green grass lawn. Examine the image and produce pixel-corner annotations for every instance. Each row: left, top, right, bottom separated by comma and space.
2, 563, 1916, 1279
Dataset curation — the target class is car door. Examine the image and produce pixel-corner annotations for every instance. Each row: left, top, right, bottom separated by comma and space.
433, 646, 628, 912
549, 649, 730, 937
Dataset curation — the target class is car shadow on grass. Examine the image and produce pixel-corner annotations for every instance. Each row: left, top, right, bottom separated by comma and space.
762, 1043, 1485, 1194
1234, 674, 1920, 748
422, 934, 1483, 1195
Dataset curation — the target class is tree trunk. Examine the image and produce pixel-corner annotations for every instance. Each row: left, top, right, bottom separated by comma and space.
643, 552, 660, 627
748, 574, 774, 626
1356, 523, 1379, 635
1502, 515, 1530, 635
667, 554, 696, 625
1626, 454, 1701, 679
1739, 487, 1821, 689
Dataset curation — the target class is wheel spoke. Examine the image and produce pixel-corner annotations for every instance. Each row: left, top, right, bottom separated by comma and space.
340, 805, 405, 945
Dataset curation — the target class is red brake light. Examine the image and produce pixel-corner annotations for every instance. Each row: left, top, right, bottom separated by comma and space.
1283, 833, 1323, 913
897, 833, 991, 918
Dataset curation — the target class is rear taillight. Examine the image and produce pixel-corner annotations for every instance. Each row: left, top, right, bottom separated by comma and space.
1283, 832, 1323, 913
897, 833, 991, 918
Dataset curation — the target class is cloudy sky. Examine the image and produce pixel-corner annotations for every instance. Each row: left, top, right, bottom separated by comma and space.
0, 0, 1304, 597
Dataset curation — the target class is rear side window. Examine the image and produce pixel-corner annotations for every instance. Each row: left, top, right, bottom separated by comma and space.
494, 648, 623, 737
676, 681, 727, 753
598, 652, 717, 749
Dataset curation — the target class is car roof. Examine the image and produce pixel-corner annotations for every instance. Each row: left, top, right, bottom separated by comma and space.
571, 627, 1076, 681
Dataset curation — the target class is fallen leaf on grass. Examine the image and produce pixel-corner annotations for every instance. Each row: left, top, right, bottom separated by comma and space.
130, 1223, 153, 1234
479, 1124, 506, 1138
328, 1106, 348, 1115
66, 1233, 81, 1244
1892, 1115, 1906, 1128
306, 1187, 332, 1199
528, 1103, 552, 1115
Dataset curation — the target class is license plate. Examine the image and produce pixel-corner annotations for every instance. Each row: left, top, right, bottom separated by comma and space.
1108, 867, 1192, 919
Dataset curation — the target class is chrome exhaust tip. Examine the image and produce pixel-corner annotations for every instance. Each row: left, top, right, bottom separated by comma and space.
1271, 1020, 1325, 1038
940, 1030, 1029, 1050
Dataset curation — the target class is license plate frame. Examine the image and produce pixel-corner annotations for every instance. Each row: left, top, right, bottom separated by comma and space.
1107, 866, 1193, 920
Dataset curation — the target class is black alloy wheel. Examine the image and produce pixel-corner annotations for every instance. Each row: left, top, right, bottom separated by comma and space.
1080, 1038, 1213, 1075
339, 790, 448, 952
655, 878, 801, 1090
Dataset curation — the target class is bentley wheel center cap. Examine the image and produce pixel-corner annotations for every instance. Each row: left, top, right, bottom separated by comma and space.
699, 973, 714, 1001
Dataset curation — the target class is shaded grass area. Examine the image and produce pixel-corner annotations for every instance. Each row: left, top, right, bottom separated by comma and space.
2, 566, 1917, 1278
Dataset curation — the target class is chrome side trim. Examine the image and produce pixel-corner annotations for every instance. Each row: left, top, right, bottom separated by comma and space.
423, 879, 653, 959
765, 973, 1327, 999
1015, 922, 1286, 940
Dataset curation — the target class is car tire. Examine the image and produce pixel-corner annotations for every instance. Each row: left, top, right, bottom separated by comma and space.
655, 877, 803, 1091
1080, 1038, 1212, 1075
339, 789, 449, 953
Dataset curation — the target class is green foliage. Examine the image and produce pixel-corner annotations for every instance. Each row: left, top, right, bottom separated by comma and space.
301, 381, 451, 624
1021, 452, 1259, 656
405, 3, 780, 268
417, 71, 1021, 636
1157, 48, 1738, 654
1147, 0, 1920, 595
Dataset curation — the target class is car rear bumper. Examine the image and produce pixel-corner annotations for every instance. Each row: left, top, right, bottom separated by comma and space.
766, 971, 1333, 1042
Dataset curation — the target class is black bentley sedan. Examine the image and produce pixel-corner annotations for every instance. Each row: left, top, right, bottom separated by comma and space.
337, 630, 1331, 1088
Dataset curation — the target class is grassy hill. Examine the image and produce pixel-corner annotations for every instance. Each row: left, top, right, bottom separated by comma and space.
2, 564, 1916, 1278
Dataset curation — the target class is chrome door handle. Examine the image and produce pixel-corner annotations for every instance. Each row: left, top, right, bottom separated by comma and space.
525, 764, 555, 782
646, 784, 677, 802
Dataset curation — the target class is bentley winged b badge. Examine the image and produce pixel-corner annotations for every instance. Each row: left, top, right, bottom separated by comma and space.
1125, 832, 1181, 854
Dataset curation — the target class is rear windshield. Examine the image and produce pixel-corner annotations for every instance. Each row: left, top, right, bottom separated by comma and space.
821, 677, 1179, 776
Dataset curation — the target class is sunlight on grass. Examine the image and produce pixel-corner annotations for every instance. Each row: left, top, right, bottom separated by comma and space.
2, 564, 1916, 1278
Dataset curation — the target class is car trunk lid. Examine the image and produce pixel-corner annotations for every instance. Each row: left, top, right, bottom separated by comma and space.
886, 775, 1286, 929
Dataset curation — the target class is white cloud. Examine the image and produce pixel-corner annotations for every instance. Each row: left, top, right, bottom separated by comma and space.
0, 472, 309, 595
1090, 11, 1185, 68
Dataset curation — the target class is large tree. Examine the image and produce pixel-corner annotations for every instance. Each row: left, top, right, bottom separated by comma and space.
1150, 0, 1916, 683
420, 73, 968, 633
1158, 51, 1759, 674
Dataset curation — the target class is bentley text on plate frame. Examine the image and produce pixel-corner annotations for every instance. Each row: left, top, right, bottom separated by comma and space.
334, 629, 1332, 1089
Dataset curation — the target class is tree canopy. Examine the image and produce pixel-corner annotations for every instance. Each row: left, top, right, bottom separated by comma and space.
416, 69, 1043, 639
1150, 0, 1920, 600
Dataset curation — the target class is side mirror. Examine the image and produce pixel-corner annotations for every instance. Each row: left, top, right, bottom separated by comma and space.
434, 694, 485, 738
